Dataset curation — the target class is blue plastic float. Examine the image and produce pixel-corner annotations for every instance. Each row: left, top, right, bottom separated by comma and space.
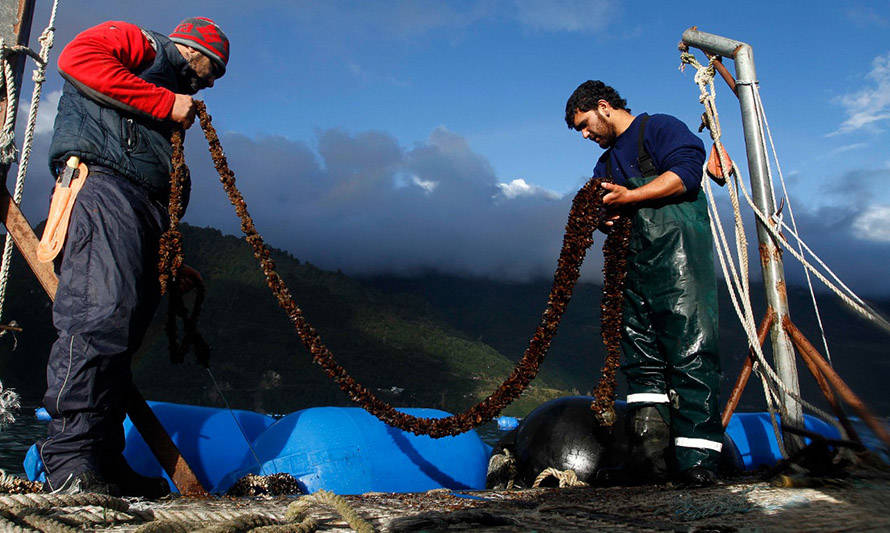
215, 406, 492, 494
726, 412, 841, 469
25, 401, 276, 492
496, 415, 520, 431
24, 401, 854, 493
25, 403, 492, 494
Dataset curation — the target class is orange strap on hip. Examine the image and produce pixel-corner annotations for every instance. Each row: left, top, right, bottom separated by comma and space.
37, 156, 89, 263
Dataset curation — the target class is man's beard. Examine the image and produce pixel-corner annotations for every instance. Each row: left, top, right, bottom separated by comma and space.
180, 64, 211, 94
595, 109, 617, 147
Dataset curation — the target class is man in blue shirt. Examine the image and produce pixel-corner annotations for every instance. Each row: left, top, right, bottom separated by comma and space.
565, 80, 722, 486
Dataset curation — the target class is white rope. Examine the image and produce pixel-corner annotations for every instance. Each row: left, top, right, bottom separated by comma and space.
705, 156, 846, 437
684, 52, 789, 449
0, 379, 21, 428
531, 468, 588, 488
682, 53, 846, 447
750, 84, 833, 364
681, 52, 890, 351
714, 56, 890, 335
733, 163, 890, 334
0, 39, 19, 165
0, 0, 59, 332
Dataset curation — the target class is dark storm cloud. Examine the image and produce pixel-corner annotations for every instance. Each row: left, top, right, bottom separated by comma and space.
705, 184, 890, 297
177, 126, 890, 297
14, 102, 890, 295
182, 126, 582, 281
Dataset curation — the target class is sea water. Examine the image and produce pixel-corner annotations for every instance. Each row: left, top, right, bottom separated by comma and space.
0, 409, 46, 476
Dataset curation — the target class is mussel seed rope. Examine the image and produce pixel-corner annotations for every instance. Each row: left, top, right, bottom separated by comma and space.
158, 101, 629, 437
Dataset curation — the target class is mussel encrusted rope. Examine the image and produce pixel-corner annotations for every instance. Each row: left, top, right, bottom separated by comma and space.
591, 215, 632, 426
160, 101, 629, 437
158, 130, 198, 365
158, 129, 188, 295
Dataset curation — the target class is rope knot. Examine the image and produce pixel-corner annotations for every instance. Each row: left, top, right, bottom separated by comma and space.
0, 132, 18, 164
38, 26, 55, 49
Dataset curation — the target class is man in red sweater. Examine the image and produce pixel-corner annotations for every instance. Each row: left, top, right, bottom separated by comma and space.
36, 17, 229, 497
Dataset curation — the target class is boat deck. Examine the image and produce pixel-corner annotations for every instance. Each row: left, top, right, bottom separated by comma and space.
61, 476, 890, 532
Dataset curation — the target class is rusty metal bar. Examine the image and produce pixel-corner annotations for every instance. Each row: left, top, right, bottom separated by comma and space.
793, 331, 862, 445
126, 388, 207, 496
0, 185, 57, 298
722, 309, 774, 428
712, 57, 738, 96
783, 316, 890, 449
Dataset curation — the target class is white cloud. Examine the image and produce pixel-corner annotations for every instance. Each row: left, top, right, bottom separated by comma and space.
513, 0, 614, 33
820, 142, 868, 159
829, 52, 890, 135
846, 6, 890, 28
496, 178, 560, 199
411, 175, 439, 193
852, 205, 890, 242
17, 89, 60, 138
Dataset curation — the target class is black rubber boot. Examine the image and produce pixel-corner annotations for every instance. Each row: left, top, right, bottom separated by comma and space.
103, 455, 171, 499
626, 405, 670, 482
44, 470, 121, 496
679, 465, 717, 487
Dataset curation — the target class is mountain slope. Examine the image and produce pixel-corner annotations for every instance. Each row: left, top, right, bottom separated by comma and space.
0, 224, 568, 415
2, 223, 887, 419
362, 274, 890, 417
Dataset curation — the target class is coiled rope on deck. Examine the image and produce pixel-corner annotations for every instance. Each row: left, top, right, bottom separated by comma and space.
0, 491, 137, 532
286, 490, 373, 533
162, 102, 630, 437
531, 468, 589, 488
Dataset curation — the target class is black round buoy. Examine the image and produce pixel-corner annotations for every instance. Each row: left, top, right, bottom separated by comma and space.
490, 396, 743, 488
513, 396, 628, 486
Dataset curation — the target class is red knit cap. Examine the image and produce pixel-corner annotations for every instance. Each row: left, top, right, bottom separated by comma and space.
169, 17, 229, 76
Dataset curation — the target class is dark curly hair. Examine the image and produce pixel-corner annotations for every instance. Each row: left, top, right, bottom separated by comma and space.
564, 80, 630, 128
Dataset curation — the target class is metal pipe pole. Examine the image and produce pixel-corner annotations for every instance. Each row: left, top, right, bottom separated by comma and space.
681, 27, 803, 451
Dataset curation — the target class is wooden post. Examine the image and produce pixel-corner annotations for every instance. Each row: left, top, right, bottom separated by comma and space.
127, 389, 207, 496
0, 1, 47, 293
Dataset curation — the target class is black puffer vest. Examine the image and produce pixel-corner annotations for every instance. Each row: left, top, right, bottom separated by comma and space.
48, 30, 191, 200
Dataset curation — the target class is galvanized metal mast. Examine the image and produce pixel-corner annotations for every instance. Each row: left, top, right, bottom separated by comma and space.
680, 28, 803, 450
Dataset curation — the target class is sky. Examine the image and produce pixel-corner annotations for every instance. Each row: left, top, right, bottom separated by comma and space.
8, 0, 890, 296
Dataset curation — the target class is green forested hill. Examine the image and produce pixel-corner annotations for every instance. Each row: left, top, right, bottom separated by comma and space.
2, 223, 888, 418
363, 275, 890, 417
0, 224, 569, 415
